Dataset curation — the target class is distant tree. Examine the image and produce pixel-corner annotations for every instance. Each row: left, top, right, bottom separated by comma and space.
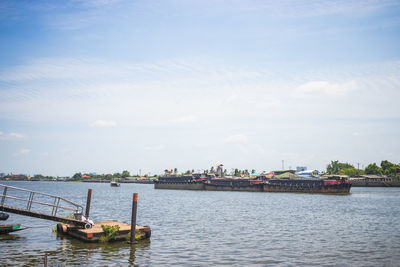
365, 163, 382, 175
380, 160, 400, 178
185, 170, 191, 174
121, 170, 130, 178
234, 168, 240, 176
73, 172, 82, 179
251, 169, 256, 174
341, 168, 364, 177
191, 169, 195, 173
174, 168, 178, 174
381, 160, 394, 172
327, 161, 354, 174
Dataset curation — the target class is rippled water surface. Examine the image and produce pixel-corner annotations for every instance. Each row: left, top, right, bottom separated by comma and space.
1, 181, 400, 266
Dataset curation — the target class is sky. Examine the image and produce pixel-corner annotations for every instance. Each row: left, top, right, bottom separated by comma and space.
0, 0, 400, 176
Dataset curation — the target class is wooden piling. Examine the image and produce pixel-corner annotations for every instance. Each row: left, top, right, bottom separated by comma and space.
85, 189, 92, 218
130, 193, 138, 244
44, 253, 47, 267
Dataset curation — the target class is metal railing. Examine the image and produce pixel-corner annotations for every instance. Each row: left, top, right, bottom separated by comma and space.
0, 183, 83, 218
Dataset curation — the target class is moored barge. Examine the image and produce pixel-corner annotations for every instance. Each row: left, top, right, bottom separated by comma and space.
204, 178, 264, 192
155, 176, 351, 194
263, 176, 351, 194
154, 174, 206, 190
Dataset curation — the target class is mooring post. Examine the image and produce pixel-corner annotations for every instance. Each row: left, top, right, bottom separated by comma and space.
44, 253, 47, 267
85, 189, 92, 219
130, 193, 138, 244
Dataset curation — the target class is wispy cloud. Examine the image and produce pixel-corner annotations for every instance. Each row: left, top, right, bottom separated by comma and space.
0, 131, 25, 140
14, 148, 30, 157
293, 80, 358, 97
90, 120, 117, 127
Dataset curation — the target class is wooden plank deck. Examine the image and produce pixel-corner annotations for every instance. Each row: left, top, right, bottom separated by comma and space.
59, 220, 151, 242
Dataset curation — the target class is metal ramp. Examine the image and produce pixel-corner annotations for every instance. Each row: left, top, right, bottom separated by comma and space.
0, 183, 89, 228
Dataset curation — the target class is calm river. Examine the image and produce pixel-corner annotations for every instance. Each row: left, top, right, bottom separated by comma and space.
1, 181, 399, 266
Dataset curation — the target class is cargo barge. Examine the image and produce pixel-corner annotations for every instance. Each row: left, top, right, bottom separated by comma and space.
155, 175, 351, 194
349, 175, 400, 187
203, 178, 264, 192
154, 174, 206, 190
263, 177, 351, 194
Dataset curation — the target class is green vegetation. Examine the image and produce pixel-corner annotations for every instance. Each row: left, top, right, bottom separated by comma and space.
365, 163, 382, 175
100, 225, 120, 242
364, 160, 400, 178
126, 230, 144, 241
233, 169, 250, 176
327, 160, 400, 178
327, 161, 356, 174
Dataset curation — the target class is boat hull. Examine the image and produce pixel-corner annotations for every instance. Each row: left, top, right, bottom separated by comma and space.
0, 224, 24, 234
263, 184, 351, 194
154, 178, 352, 194
154, 182, 205, 190
263, 179, 351, 194
204, 183, 263, 192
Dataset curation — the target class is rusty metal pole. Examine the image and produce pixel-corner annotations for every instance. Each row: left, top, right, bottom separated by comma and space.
85, 189, 92, 219
130, 193, 138, 244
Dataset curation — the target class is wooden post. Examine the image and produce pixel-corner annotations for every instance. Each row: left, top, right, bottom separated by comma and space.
130, 193, 138, 244
85, 189, 92, 219
44, 253, 47, 267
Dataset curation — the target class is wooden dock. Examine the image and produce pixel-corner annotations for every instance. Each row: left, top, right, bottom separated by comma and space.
57, 220, 151, 242
1, 184, 151, 243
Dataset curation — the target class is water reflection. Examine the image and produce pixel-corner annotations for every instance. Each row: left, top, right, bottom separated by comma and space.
0, 233, 26, 241
52, 232, 150, 266
129, 240, 151, 267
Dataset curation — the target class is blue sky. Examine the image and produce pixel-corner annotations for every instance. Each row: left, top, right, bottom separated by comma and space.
1, 0, 400, 176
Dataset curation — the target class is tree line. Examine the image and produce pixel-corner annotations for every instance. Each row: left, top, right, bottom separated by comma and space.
327, 160, 400, 178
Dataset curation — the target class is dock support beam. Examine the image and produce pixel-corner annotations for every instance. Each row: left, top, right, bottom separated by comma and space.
85, 189, 92, 219
130, 193, 138, 244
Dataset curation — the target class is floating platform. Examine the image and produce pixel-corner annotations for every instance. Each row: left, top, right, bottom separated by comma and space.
57, 220, 151, 243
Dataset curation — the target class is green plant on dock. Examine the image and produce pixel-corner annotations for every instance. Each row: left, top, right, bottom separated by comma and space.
126, 231, 143, 241
100, 225, 120, 242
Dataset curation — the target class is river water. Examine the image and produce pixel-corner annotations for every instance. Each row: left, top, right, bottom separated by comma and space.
0, 181, 399, 266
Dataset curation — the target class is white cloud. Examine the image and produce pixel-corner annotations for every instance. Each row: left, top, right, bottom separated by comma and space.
224, 134, 248, 143
0, 131, 25, 140
90, 120, 117, 127
14, 148, 30, 157
293, 80, 358, 97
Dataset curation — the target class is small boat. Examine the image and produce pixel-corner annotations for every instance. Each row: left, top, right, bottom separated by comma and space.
110, 180, 120, 187
0, 224, 25, 234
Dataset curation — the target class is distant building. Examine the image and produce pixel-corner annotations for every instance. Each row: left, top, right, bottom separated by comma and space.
296, 166, 307, 173
273, 170, 296, 175
297, 170, 320, 178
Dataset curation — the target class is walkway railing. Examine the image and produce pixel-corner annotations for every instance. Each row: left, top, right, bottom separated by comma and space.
0, 183, 87, 227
